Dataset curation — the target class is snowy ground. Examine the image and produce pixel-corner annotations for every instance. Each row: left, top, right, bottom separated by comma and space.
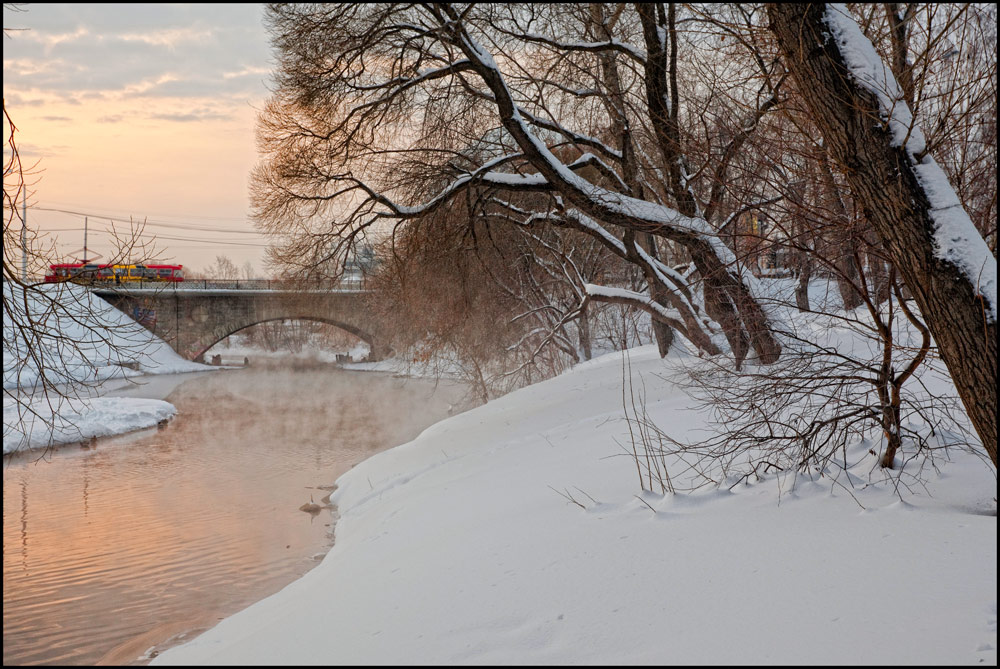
154, 342, 997, 665
5, 278, 995, 664
3, 395, 177, 454
3, 281, 210, 453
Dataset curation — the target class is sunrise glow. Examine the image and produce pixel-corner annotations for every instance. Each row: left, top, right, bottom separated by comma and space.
3, 4, 272, 273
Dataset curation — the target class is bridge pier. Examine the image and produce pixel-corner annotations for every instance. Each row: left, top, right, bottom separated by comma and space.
366, 342, 394, 363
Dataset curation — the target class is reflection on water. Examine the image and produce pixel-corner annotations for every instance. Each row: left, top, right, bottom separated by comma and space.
3, 367, 466, 666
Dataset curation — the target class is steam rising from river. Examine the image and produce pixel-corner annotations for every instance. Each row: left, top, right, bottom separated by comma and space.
3, 367, 469, 665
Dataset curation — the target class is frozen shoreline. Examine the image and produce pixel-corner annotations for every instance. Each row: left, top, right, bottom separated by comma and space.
154, 344, 997, 666
6, 280, 996, 664
3, 282, 213, 454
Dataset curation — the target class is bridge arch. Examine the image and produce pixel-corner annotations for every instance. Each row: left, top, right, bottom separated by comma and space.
195, 316, 375, 363
92, 285, 388, 362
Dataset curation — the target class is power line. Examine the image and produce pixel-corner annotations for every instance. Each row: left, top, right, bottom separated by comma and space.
31, 205, 267, 236
53, 233, 270, 248
40, 199, 255, 224
147, 234, 270, 248
44, 225, 272, 247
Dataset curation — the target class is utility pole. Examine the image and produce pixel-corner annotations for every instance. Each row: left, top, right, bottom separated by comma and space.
83, 216, 88, 263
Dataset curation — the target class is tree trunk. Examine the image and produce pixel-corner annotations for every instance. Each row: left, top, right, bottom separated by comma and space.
816, 151, 864, 310
795, 252, 813, 313
590, 5, 677, 360
639, 233, 676, 357
768, 3, 997, 466
578, 301, 593, 361
649, 296, 675, 357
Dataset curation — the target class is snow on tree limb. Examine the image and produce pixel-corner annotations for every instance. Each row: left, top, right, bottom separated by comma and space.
823, 4, 997, 322
583, 284, 688, 333
258, 3, 784, 365
446, 11, 768, 280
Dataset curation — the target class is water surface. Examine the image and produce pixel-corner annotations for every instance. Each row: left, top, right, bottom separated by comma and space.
3, 366, 466, 665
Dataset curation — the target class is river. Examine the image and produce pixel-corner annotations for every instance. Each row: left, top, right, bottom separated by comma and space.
2, 365, 467, 665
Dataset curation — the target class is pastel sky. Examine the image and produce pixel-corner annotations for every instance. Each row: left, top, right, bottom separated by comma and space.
3, 3, 274, 274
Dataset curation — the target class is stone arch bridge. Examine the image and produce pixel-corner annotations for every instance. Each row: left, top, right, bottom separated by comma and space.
93, 280, 388, 362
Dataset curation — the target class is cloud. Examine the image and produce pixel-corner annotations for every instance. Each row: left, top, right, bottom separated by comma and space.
14, 140, 61, 158
147, 109, 232, 123
222, 66, 272, 80
40, 116, 73, 123
2, 93, 49, 108
117, 27, 214, 49
3, 56, 86, 79
21, 26, 91, 51
3, 5, 270, 104
120, 73, 181, 97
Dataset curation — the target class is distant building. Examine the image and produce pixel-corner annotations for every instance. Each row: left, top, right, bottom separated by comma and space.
736, 213, 792, 278
342, 245, 377, 285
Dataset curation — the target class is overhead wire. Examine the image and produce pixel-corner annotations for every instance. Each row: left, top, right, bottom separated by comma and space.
32, 205, 266, 235
30, 203, 275, 249
39, 199, 255, 223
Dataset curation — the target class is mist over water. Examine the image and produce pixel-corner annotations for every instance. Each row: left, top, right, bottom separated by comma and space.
2, 366, 468, 666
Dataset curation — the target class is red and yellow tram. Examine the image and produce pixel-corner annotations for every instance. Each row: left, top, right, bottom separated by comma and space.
44, 263, 185, 283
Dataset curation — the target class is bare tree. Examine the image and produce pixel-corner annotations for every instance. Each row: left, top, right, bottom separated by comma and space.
659, 261, 974, 485
618, 2, 996, 487
252, 3, 790, 372
767, 3, 997, 466
247, 3, 996, 475
4, 9, 170, 454
365, 184, 650, 400
202, 254, 241, 280
3, 118, 164, 455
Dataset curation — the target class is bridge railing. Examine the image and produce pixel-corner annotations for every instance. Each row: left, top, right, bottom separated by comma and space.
93, 278, 368, 291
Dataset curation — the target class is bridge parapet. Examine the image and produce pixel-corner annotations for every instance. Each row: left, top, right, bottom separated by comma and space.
91, 278, 367, 292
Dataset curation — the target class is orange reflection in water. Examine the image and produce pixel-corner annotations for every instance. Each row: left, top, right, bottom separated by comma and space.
3, 367, 466, 665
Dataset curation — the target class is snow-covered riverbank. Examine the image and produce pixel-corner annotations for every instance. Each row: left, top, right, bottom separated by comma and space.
154, 342, 997, 665
3, 281, 210, 453
5, 279, 995, 664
